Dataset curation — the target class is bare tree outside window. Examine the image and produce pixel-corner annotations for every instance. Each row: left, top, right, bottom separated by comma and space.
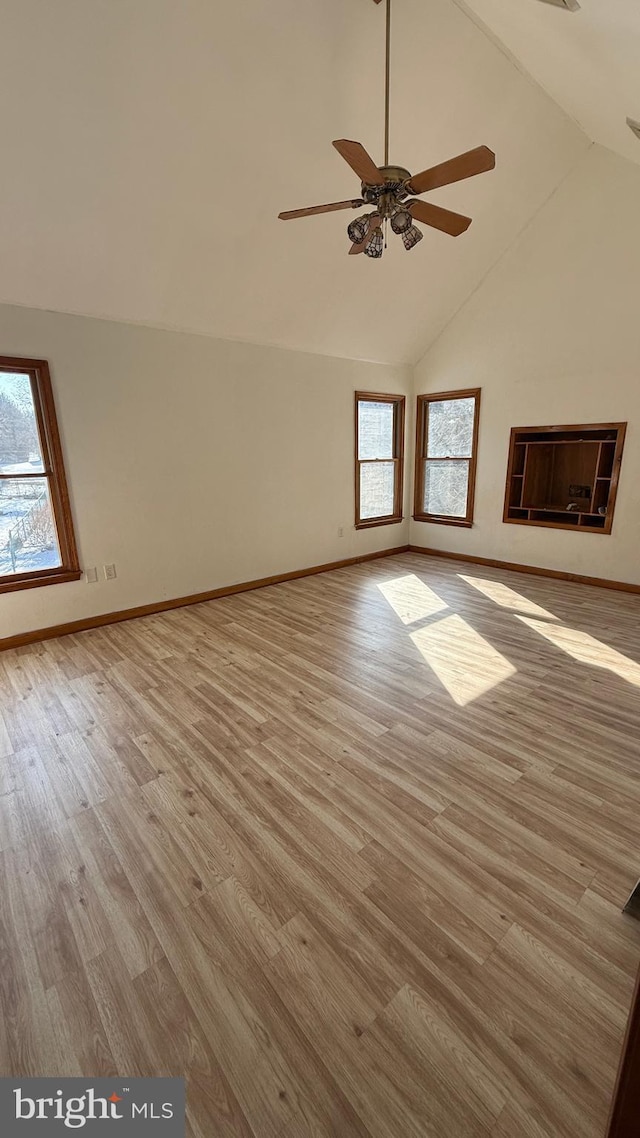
414, 389, 481, 527
0, 357, 80, 593
355, 393, 405, 528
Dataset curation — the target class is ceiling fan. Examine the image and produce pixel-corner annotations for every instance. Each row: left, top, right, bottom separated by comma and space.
278, 0, 495, 258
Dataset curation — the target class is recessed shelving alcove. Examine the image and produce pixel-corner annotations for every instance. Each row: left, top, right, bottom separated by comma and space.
503, 422, 626, 535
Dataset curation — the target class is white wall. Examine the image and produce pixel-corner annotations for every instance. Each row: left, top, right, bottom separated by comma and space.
5, 143, 639, 643
411, 145, 640, 586
0, 304, 410, 640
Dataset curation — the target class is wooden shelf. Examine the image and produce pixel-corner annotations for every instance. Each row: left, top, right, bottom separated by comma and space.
503, 422, 626, 536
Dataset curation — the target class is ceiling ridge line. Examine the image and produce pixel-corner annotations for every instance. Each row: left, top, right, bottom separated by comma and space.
409, 140, 596, 374
447, 0, 592, 142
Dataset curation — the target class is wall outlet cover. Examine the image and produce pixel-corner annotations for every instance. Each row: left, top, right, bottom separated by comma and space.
104, 564, 117, 580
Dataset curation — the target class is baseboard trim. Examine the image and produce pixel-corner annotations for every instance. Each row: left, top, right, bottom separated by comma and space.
6, 542, 638, 653
0, 545, 410, 653
408, 545, 640, 595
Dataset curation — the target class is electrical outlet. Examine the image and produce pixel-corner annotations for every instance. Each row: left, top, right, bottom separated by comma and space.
104, 564, 117, 580
85, 567, 98, 584
338, 526, 344, 538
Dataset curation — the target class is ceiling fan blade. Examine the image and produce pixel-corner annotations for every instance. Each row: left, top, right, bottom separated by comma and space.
279, 198, 363, 220
408, 199, 472, 236
407, 146, 495, 195
332, 140, 385, 186
349, 213, 381, 255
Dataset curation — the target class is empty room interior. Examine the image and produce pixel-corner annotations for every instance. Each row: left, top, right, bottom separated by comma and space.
1, 0, 640, 1135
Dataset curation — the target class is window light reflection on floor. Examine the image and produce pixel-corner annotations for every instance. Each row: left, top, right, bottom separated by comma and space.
516, 616, 640, 687
377, 574, 448, 625
458, 574, 558, 620
410, 614, 517, 706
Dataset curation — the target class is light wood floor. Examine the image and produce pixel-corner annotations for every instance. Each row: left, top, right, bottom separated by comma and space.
1, 553, 639, 1137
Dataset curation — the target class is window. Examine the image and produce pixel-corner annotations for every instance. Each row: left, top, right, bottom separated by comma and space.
414, 388, 481, 527
355, 392, 405, 528
0, 356, 80, 593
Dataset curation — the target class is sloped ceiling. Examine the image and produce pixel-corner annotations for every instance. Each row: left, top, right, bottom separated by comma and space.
0, 0, 589, 365
458, 0, 640, 169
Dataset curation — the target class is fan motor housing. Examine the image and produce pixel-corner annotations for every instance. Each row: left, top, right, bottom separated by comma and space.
379, 165, 412, 183
362, 165, 411, 197
362, 166, 412, 216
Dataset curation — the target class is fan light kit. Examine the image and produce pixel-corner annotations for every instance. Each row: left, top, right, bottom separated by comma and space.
278, 0, 496, 259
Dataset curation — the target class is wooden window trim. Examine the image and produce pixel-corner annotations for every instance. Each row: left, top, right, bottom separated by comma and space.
0, 355, 81, 595
355, 391, 406, 529
413, 388, 481, 527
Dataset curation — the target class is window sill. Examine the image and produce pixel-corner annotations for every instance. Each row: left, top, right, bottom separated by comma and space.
412, 515, 473, 528
0, 567, 82, 595
355, 516, 404, 530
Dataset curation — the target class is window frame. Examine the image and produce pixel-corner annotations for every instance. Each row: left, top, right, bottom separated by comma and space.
413, 387, 481, 528
354, 391, 406, 529
0, 355, 81, 594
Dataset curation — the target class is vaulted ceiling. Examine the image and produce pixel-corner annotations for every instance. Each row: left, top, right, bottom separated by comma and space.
0, 0, 616, 365
459, 0, 640, 169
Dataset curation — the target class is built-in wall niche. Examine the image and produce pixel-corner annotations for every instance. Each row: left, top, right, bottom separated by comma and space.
503, 422, 627, 534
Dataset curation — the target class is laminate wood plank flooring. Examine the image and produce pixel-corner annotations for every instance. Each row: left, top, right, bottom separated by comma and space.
1, 552, 639, 1137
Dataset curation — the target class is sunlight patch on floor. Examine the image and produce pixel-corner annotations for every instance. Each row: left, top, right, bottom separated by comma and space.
459, 574, 557, 620
410, 613, 517, 706
517, 616, 640, 686
377, 574, 448, 625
